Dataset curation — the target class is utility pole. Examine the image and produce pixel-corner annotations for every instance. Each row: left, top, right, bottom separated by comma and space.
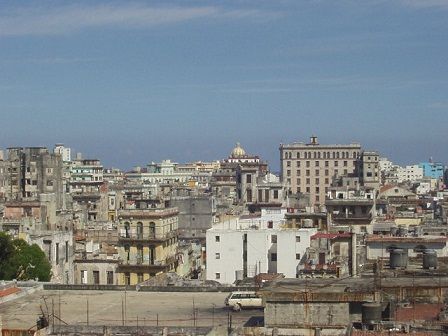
86, 297, 89, 326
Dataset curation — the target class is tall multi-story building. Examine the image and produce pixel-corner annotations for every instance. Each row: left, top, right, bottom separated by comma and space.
69, 159, 108, 222
280, 136, 362, 206
116, 199, 179, 285
5, 147, 65, 209
53, 144, 71, 162
358, 151, 380, 189
419, 161, 445, 180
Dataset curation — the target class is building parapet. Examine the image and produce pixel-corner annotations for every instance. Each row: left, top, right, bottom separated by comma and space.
365, 235, 447, 243
118, 207, 179, 219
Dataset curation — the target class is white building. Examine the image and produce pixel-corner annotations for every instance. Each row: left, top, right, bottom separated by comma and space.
379, 157, 394, 174
54, 144, 71, 162
397, 165, 423, 183
126, 160, 212, 187
206, 208, 316, 284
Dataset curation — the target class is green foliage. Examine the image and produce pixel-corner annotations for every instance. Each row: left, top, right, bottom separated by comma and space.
0, 233, 51, 281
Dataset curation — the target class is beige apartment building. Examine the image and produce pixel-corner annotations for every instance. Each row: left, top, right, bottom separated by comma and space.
280, 136, 362, 205
116, 200, 179, 285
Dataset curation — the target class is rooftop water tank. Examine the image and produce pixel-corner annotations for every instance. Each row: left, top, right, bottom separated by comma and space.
362, 302, 382, 325
423, 249, 437, 269
390, 249, 408, 269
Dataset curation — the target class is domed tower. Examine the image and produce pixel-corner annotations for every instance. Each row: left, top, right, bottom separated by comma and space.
230, 142, 246, 158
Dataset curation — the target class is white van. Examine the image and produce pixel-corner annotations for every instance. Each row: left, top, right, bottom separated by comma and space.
224, 291, 263, 311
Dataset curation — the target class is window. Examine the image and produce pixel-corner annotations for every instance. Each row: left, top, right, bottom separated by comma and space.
271, 235, 277, 243
55, 243, 59, 264
267, 221, 273, 228
215, 253, 220, 259
215, 273, 221, 279
334, 161, 338, 167
296, 161, 301, 167
306, 178, 310, 184
325, 161, 329, 167
215, 235, 220, 242
297, 178, 301, 184
344, 161, 348, 167
286, 161, 291, 167
315, 178, 319, 184
316, 187, 319, 193
107, 271, 114, 285
315, 161, 319, 167
93, 271, 100, 285
297, 187, 301, 193
306, 170, 310, 176
325, 169, 329, 176
315, 169, 319, 176
271, 253, 277, 261
65, 241, 69, 262
246, 174, 252, 183
137, 273, 144, 283
81, 270, 88, 284
287, 170, 291, 176
296, 170, 301, 176
296, 253, 301, 260
306, 187, 310, 193
296, 236, 301, 242
325, 178, 329, 184
306, 161, 310, 167
273, 190, 278, 199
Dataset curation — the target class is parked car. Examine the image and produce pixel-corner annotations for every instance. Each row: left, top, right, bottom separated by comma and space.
224, 291, 263, 311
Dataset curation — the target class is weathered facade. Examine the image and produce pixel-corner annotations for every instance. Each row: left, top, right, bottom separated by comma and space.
116, 201, 179, 285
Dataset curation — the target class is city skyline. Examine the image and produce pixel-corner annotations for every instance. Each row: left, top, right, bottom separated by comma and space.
0, 0, 447, 169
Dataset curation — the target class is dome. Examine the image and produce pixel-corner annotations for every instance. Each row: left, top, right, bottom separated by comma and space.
231, 142, 246, 158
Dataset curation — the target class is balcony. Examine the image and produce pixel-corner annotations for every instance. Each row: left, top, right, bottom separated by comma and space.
118, 229, 178, 243
72, 192, 101, 200
118, 256, 177, 272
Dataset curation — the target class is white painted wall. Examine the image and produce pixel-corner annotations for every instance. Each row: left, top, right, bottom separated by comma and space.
206, 230, 243, 284
206, 225, 316, 284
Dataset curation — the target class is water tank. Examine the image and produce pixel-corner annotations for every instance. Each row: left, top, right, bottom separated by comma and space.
362, 302, 382, 324
390, 249, 408, 269
235, 270, 244, 281
423, 250, 438, 269
390, 227, 398, 236
397, 226, 408, 237
303, 219, 314, 228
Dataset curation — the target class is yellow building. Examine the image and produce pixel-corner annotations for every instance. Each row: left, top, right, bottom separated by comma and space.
116, 204, 179, 285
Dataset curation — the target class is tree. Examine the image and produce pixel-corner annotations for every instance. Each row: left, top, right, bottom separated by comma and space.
0, 232, 14, 279
0, 233, 51, 281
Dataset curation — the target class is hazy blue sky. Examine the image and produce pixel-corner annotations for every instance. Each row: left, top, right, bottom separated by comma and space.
0, 0, 447, 170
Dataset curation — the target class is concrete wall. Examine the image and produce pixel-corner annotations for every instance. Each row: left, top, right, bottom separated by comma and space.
170, 195, 215, 239
74, 261, 118, 285
367, 241, 448, 259
206, 231, 243, 284
206, 227, 315, 284
277, 229, 316, 278
264, 302, 349, 328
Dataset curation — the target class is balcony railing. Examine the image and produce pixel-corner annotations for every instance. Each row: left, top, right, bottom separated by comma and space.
119, 229, 177, 241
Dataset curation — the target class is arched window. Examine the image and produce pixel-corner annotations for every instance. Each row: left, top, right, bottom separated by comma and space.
149, 222, 156, 238
137, 222, 143, 239
124, 222, 130, 238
